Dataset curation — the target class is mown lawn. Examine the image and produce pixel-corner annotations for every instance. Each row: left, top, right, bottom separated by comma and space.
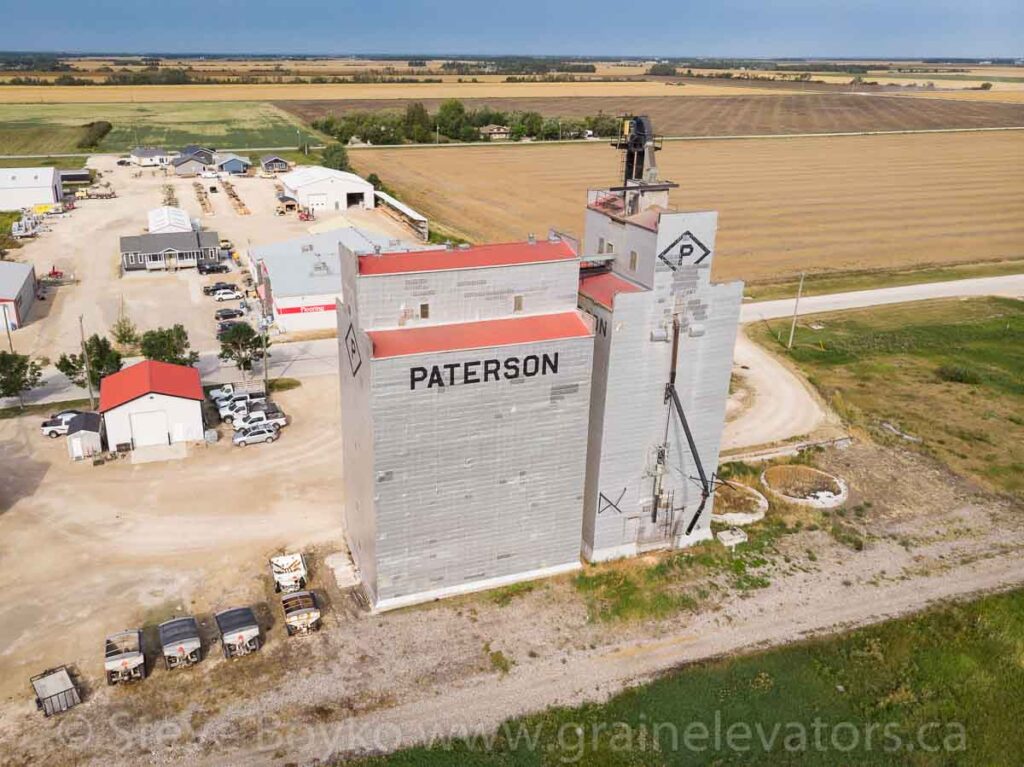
752, 297, 1024, 497
0, 102, 321, 154
348, 588, 1024, 765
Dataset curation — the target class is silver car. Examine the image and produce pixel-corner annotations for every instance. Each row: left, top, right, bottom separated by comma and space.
233, 425, 279, 447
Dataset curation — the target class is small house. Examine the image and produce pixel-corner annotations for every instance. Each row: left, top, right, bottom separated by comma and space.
180, 145, 215, 166
66, 412, 104, 461
260, 155, 290, 174
214, 153, 251, 175
479, 124, 511, 141
130, 147, 172, 167
171, 155, 207, 177
100, 361, 205, 450
119, 231, 220, 272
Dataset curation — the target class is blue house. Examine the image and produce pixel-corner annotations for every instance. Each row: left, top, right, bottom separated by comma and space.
214, 153, 252, 175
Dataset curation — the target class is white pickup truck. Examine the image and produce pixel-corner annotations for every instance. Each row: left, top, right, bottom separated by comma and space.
217, 392, 267, 422
233, 406, 288, 432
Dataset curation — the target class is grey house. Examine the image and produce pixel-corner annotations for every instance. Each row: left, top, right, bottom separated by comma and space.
260, 154, 290, 173
180, 145, 215, 166
171, 155, 207, 177
119, 231, 220, 272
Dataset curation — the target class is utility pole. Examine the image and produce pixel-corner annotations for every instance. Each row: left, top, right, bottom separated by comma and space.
262, 328, 269, 393
79, 315, 95, 409
786, 272, 805, 351
1, 304, 13, 353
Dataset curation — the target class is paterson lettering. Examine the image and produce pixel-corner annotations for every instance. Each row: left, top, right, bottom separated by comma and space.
410, 353, 559, 390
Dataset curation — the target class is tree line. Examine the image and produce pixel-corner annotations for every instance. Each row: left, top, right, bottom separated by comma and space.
312, 99, 623, 145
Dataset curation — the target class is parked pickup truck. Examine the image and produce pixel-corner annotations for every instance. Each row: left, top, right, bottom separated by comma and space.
104, 629, 146, 685
215, 607, 261, 658
217, 392, 267, 422
40, 411, 81, 438
202, 281, 237, 297
158, 616, 202, 669
233, 405, 287, 432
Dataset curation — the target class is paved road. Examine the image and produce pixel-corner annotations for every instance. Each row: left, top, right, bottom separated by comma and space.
5, 274, 1023, 411
740, 274, 1024, 323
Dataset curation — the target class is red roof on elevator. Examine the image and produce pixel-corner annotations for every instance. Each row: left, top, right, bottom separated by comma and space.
578, 271, 645, 310
368, 312, 593, 359
358, 239, 576, 275
99, 360, 204, 412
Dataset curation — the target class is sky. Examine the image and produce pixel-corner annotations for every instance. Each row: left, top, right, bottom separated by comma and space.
0, 0, 1021, 58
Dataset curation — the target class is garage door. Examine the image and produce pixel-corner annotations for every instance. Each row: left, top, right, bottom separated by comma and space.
307, 193, 328, 210
130, 411, 169, 448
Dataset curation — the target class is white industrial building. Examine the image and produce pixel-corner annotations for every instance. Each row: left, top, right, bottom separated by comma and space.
250, 229, 423, 333
0, 167, 61, 211
279, 166, 375, 213
99, 361, 205, 450
0, 261, 37, 330
147, 206, 194, 234
337, 238, 595, 611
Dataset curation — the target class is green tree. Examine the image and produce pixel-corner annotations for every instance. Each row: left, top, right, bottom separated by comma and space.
436, 98, 467, 138
110, 303, 139, 349
647, 63, 678, 76
140, 324, 199, 367
56, 334, 122, 390
321, 143, 350, 171
218, 323, 267, 375
404, 102, 433, 143
0, 350, 42, 409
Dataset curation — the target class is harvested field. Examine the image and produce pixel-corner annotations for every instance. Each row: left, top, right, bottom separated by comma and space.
0, 80, 798, 104
0, 102, 320, 154
351, 131, 1024, 282
281, 93, 1024, 137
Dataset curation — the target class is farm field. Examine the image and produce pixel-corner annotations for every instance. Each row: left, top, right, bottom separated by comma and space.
751, 298, 1024, 497
351, 588, 1024, 766
350, 131, 1024, 283
0, 80, 800, 104
281, 93, 1024, 137
0, 101, 320, 154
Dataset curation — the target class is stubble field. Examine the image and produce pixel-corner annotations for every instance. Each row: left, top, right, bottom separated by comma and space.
350, 130, 1024, 283
281, 93, 1024, 137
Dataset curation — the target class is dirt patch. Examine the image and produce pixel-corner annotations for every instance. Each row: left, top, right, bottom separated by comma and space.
762, 464, 847, 508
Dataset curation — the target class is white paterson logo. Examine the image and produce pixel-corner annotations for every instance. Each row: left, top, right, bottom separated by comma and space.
411, 353, 558, 390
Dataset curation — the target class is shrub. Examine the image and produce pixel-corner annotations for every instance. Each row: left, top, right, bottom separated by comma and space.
937, 364, 981, 385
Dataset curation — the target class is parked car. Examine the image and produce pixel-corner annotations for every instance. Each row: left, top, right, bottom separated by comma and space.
218, 392, 267, 422
116, 159, 130, 167
216, 320, 251, 339
213, 387, 265, 407
50, 409, 82, 421
40, 412, 80, 438
215, 307, 244, 321
214, 289, 243, 302
233, 424, 279, 447
198, 261, 230, 275
202, 281, 236, 296
219, 238, 233, 250
201, 170, 219, 179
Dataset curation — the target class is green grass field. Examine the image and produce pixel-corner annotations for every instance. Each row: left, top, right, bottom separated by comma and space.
752, 297, 1024, 497
349, 588, 1024, 766
744, 259, 1024, 302
0, 102, 322, 154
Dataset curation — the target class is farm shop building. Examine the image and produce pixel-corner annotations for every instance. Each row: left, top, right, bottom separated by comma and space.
250, 229, 424, 333
0, 167, 61, 210
337, 238, 594, 611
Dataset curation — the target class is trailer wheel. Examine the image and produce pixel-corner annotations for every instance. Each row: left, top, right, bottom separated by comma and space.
163, 655, 171, 670
190, 649, 201, 664
285, 624, 295, 637
106, 671, 118, 686
223, 644, 232, 659
298, 577, 306, 589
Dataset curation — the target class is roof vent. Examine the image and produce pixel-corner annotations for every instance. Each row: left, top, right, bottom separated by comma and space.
527, 233, 536, 245
312, 256, 330, 274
